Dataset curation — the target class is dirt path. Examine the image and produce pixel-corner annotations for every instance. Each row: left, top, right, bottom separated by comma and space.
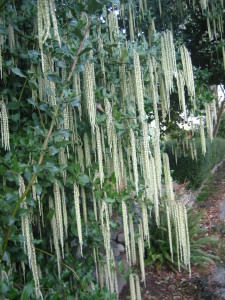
119, 160, 225, 300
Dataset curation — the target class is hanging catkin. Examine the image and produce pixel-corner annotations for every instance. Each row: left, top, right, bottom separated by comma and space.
135, 274, 142, 300
104, 98, 113, 153
141, 199, 150, 246
132, 37, 148, 167
119, 65, 128, 112
83, 133, 91, 168
122, 201, 131, 264
212, 99, 217, 124
177, 71, 187, 120
108, 11, 119, 43
118, 135, 126, 187
73, 72, 82, 119
138, 223, 145, 285
130, 128, 139, 194
200, 0, 208, 11
161, 30, 177, 95
97, 28, 106, 85
100, 201, 112, 290
222, 46, 225, 71
176, 203, 190, 272
158, 0, 162, 16
111, 248, 119, 295
92, 188, 98, 221
133, 49, 145, 120
63, 104, 70, 134
58, 148, 67, 184
163, 153, 175, 203
73, 182, 83, 256
53, 181, 64, 257
19, 175, 42, 298
129, 273, 136, 300
49, 0, 61, 47
112, 127, 121, 191
141, 124, 152, 202
81, 187, 88, 229
207, 17, 212, 40
160, 74, 170, 119
200, 117, 206, 156
37, 0, 45, 72
96, 125, 104, 187
8, 23, 15, 52
166, 205, 174, 262
149, 58, 159, 128
150, 154, 160, 226
42, 0, 51, 43
0, 99, 10, 150
205, 103, 213, 141
101, 126, 106, 164
84, 61, 96, 131
129, 4, 135, 42
61, 187, 68, 238
77, 144, 85, 172
180, 45, 195, 108
129, 213, 137, 265
49, 197, 61, 277
153, 128, 162, 196
91, 130, 97, 162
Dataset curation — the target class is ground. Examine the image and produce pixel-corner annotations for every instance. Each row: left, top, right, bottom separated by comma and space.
119, 160, 225, 300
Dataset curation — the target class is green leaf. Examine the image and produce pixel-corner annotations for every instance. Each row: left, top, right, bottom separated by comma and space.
87, 0, 103, 13
104, 197, 115, 204
79, 47, 93, 56
2, 251, 9, 262
8, 216, 15, 226
78, 174, 90, 186
20, 283, 33, 300
27, 98, 36, 107
11, 67, 26, 78
11, 113, 20, 122
47, 72, 61, 83
36, 184, 42, 195
49, 146, 59, 156
40, 103, 49, 111
71, 97, 80, 108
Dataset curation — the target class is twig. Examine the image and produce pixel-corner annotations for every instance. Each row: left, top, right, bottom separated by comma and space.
35, 247, 80, 282
0, 19, 92, 263
18, 78, 28, 102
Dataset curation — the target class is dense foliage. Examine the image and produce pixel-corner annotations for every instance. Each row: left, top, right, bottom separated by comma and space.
167, 137, 225, 188
0, 0, 224, 299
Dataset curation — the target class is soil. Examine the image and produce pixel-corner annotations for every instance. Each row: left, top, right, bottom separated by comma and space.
119, 160, 225, 300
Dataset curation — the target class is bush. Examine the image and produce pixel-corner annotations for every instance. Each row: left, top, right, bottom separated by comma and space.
217, 113, 225, 139
146, 208, 218, 269
166, 137, 225, 188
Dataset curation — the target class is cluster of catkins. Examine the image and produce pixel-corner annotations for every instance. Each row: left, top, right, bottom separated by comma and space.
1, 2, 221, 299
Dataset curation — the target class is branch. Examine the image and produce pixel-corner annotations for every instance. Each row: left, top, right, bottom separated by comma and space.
35, 247, 81, 282
0, 19, 92, 263
18, 78, 28, 102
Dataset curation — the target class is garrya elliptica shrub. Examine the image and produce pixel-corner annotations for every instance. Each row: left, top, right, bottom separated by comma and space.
0, 1, 224, 299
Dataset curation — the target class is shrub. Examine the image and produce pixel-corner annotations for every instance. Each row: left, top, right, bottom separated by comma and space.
166, 137, 225, 188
